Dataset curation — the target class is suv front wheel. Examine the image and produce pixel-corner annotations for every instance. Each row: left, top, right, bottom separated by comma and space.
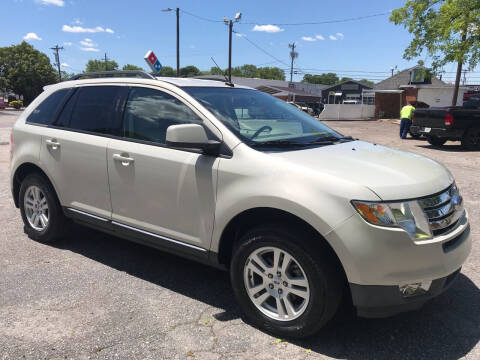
230, 224, 343, 338
19, 173, 68, 243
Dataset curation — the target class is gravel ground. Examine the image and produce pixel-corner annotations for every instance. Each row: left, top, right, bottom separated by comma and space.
1, 112, 478, 360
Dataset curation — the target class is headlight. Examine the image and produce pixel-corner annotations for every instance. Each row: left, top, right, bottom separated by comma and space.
352, 200, 432, 240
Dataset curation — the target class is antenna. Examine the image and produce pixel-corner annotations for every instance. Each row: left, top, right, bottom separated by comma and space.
210, 57, 234, 86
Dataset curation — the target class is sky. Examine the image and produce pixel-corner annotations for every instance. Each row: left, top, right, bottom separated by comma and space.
3, 0, 478, 83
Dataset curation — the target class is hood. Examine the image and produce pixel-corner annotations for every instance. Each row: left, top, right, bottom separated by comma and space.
270, 141, 453, 200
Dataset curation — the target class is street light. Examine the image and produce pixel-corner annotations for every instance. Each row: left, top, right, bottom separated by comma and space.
162, 7, 180, 76
224, 12, 242, 83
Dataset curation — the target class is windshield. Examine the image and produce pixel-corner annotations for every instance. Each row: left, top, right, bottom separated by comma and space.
183, 87, 343, 148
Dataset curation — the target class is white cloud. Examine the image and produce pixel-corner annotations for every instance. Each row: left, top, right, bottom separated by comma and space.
37, 0, 64, 6
73, 18, 82, 25
60, 62, 70, 67
301, 36, 316, 42
105, 28, 114, 34
329, 35, 337, 40
252, 24, 284, 33
315, 34, 325, 40
80, 47, 100, 52
336, 32, 345, 40
80, 38, 96, 47
23, 32, 42, 41
235, 33, 245, 37
63, 41, 72, 46
62, 25, 108, 33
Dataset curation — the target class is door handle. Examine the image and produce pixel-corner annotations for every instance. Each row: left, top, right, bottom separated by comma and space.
113, 153, 134, 166
45, 139, 60, 150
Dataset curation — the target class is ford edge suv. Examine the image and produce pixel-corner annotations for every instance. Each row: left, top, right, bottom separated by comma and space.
10, 71, 471, 338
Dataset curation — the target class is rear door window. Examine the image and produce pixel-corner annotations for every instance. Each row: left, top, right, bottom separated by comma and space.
27, 89, 71, 125
68, 86, 127, 136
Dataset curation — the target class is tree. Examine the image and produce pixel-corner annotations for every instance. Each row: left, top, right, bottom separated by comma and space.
85, 59, 119, 72
209, 66, 224, 75
390, 0, 480, 105
359, 79, 375, 87
302, 73, 339, 85
0, 41, 57, 105
179, 65, 201, 77
339, 77, 353, 83
256, 66, 285, 80
158, 66, 176, 77
122, 64, 144, 71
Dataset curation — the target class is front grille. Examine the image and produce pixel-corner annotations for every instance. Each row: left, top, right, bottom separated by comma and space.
418, 185, 464, 236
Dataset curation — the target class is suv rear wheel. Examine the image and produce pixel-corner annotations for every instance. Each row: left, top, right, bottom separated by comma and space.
462, 127, 480, 150
230, 224, 343, 338
19, 173, 68, 243
427, 136, 447, 147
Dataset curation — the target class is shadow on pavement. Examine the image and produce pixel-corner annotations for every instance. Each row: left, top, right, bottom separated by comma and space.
53, 224, 479, 360
416, 144, 479, 152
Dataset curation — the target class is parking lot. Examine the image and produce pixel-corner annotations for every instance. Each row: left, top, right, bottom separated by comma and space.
0, 111, 478, 360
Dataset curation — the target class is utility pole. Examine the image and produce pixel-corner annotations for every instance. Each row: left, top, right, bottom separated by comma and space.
288, 43, 297, 86
288, 43, 298, 101
104, 53, 109, 71
51, 45, 64, 81
162, 8, 181, 76
176, 8, 180, 76
462, 69, 467, 85
224, 12, 242, 83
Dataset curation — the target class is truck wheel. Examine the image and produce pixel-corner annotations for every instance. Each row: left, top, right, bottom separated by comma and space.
19, 173, 68, 243
230, 224, 343, 339
461, 128, 480, 150
427, 136, 447, 147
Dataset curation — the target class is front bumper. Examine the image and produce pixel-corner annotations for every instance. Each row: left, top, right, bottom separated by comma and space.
410, 125, 464, 139
350, 268, 461, 318
325, 210, 471, 316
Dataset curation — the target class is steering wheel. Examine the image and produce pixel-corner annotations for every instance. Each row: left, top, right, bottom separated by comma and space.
251, 125, 272, 140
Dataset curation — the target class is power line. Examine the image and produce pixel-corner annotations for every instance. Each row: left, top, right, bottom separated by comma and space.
239, 11, 391, 26
235, 31, 290, 67
180, 9, 223, 23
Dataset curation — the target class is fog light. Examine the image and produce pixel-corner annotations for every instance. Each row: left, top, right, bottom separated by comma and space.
399, 280, 432, 298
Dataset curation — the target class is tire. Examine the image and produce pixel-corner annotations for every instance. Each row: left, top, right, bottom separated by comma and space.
230, 224, 343, 339
461, 127, 480, 150
409, 131, 421, 139
427, 136, 447, 147
19, 173, 68, 243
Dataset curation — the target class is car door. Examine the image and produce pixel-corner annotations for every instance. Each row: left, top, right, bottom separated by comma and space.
107, 86, 219, 252
39, 85, 128, 219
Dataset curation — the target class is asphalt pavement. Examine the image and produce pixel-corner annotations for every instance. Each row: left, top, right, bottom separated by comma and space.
1, 112, 478, 359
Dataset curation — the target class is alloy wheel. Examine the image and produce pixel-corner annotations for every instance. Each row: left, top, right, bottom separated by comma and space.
243, 246, 310, 321
24, 185, 49, 231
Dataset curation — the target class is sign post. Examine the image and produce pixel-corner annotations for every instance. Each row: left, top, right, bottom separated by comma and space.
144, 50, 163, 74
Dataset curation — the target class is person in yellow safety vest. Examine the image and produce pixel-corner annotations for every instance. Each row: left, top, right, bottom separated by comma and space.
400, 102, 415, 139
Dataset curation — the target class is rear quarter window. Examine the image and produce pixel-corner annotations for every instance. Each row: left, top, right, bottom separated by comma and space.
26, 89, 71, 125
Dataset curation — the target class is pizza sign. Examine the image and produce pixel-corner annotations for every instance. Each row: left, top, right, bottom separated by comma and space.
144, 50, 162, 74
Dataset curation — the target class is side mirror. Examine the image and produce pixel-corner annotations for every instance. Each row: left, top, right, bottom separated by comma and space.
166, 124, 221, 156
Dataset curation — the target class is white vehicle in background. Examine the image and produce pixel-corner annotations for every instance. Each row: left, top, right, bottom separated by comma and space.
10, 71, 471, 338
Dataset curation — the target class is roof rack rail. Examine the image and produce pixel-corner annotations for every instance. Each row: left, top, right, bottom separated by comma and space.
69, 70, 156, 80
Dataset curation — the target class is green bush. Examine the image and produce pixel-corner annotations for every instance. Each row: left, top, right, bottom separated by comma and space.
9, 100, 23, 109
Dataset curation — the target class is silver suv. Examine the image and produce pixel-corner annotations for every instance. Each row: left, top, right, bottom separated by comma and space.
10, 71, 471, 338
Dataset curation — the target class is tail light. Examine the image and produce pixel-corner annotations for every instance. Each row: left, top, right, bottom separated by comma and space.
445, 113, 454, 126
10, 132, 13, 154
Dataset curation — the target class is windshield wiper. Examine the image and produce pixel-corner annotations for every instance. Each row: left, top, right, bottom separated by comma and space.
250, 140, 316, 148
309, 136, 355, 144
